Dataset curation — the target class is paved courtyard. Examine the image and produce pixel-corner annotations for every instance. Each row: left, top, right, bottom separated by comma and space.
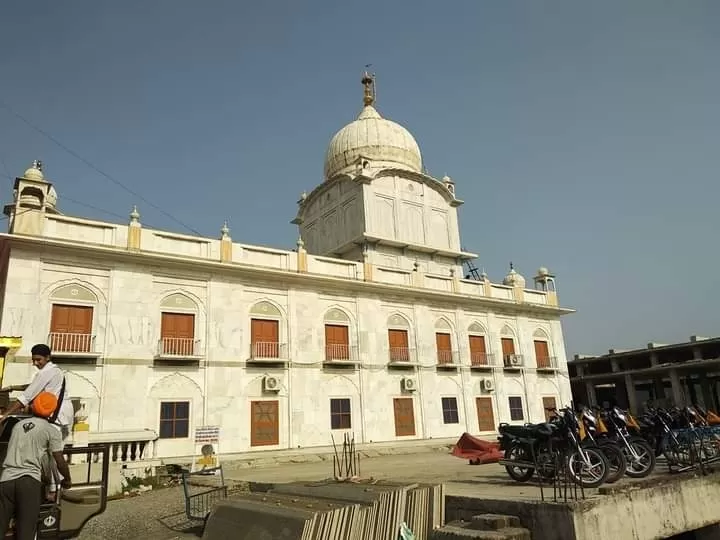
223, 449, 550, 501
80, 449, 667, 539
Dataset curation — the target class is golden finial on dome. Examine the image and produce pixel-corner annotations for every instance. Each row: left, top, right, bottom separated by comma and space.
361, 66, 375, 107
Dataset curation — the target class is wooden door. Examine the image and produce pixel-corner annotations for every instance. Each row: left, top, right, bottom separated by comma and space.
250, 400, 279, 446
501, 338, 515, 357
160, 312, 195, 355
469, 335, 487, 366
476, 397, 495, 432
393, 398, 416, 436
388, 329, 409, 362
325, 324, 350, 360
542, 397, 557, 422
251, 319, 279, 358
435, 333, 452, 364
50, 304, 94, 352
534, 340, 551, 368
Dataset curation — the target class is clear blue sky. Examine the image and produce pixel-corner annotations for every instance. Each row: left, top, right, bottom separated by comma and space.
1, 1, 718, 356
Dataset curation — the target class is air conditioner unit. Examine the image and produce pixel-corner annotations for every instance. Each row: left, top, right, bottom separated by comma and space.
402, 378, 417, 392
481, 378, 495, 392
263, 376, 281, 392
506, 354, 523, 367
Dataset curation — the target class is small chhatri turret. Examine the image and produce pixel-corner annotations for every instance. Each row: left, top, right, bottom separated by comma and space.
503, 262, 526, 288
22, 160, 45, 182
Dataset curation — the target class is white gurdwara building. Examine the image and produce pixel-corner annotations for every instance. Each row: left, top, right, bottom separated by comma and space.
0, 75, 573, 460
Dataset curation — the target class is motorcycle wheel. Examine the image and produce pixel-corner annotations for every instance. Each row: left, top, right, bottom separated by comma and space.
567, 447, 609, 488
596, 442, 627, 484
503, 445, 535, 482
623, 438, 656, 478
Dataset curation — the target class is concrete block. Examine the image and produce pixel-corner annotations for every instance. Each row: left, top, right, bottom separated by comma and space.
429, 524, 508, 538
470, 514, 521, 531
203, 499, 316, 540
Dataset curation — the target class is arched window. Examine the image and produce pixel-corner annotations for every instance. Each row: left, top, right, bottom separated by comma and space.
324, 308, 353, 362
159, 293, 199, 358
249, 301, 284, 359
468, 322, 490, 367
533, 328, 554, 370
434, 318, 455, 365
48, 284, 98, 354
387, 313, 412, 363
500, 324, 519, 366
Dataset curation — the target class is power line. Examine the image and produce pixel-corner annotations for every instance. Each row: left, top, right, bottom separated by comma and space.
0, 155, 11, 181
0, 98, 202, 235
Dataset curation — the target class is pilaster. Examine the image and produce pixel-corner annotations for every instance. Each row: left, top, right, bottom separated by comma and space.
127, 206, 141, 251
296, 238, 307, 272
219, 221, 232, 263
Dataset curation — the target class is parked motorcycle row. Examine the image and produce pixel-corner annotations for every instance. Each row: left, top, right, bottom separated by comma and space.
632, 405, 720, 471
496, 404, 720, 488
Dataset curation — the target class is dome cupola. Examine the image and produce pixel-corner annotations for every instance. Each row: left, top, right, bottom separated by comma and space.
503, 263, 526, 288
323, 72, 422, 180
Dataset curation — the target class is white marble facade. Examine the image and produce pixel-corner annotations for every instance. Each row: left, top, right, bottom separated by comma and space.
0, 75, 574, 459
0, 244, 571, 458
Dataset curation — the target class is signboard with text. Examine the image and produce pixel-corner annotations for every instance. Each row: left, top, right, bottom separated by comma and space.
191, 425, 220, 473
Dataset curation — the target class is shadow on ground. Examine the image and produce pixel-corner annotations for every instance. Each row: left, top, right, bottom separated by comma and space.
157, 510, 205, 537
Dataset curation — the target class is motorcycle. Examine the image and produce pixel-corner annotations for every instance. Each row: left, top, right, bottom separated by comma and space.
497, 406, 609, 488
596, 406, 656, 478
578, 406, 627, 484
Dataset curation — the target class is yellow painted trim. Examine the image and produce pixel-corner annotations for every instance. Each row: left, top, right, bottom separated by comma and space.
0, 337, 22, 349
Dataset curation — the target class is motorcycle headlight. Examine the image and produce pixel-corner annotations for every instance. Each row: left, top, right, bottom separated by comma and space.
584, 410, 596, 424
614, 407, 627, 423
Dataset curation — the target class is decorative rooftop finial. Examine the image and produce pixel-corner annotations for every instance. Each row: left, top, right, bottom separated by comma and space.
129, 205, 140, 223
32, 160, 43, 171
296, 236, 305, 249
361, 67, 376, 107
509, 261, 514, 271
221, 221, 230, 238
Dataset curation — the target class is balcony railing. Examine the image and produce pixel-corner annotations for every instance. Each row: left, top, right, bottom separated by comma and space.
325, 344, 358, 362
537, 356, 558, 370
436, 350, 459, 365
157, 338, 202, 357
503, 354, 524, 368
84, 429, 159, 465
250, 341, 288, 360
470, 352, 494, 368
388, 347, 416, 363
48, 333, 97, 355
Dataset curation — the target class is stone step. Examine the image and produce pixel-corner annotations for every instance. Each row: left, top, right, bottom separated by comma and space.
430, 524, 531, 539
469, 514, 522, 531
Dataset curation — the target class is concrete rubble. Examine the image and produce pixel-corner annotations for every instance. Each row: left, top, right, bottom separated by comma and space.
430, 514, 531, 539
202, 480, 445, 540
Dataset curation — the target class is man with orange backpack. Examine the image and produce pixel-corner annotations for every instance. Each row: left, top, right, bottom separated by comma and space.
0, 392, 72, 540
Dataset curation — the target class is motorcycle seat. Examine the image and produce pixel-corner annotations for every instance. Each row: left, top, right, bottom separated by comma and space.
499, 422, 554, 438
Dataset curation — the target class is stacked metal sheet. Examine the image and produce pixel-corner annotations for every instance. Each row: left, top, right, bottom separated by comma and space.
204, 481, 446, 540
404, 484, 445, 540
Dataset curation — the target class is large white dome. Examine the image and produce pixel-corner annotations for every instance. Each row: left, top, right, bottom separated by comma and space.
323, 104, 422, 180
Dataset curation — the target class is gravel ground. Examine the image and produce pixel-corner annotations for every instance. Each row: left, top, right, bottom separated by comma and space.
77, 486, 203, 540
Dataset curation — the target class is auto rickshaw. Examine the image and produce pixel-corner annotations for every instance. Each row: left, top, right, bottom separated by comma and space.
0, 414, 111, 539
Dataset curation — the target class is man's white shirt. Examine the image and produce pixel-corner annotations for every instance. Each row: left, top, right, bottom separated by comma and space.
18, 361, 74, 428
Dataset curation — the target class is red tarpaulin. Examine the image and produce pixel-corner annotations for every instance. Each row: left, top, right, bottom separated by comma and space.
451, 432, 504, 465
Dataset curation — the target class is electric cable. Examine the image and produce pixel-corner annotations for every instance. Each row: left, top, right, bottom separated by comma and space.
0, 98, 202, 235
